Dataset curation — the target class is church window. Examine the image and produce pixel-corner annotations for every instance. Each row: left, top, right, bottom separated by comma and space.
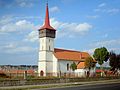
49, 46, 50, 51
67, 63, 69, 71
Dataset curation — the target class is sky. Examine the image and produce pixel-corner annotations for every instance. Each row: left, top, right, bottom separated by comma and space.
0, 0, 120, 65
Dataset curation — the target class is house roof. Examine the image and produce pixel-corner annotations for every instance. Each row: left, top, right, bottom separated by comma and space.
77, 62, 85, 69
54, 48, 91, 61
0, 70, 34, 74
0, 70, 4, 74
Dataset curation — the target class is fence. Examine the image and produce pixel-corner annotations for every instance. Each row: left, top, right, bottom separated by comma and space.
0, 76, 120, 87
0, 71, 120, 80
0, 72, 83, 79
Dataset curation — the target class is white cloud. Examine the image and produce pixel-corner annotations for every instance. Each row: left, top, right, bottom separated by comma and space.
94, 8, 101, 12
82, 39, 120, 56
0, 20, 36, 33
0, 16, 13, 25
83, 48, 95, 55
0, 0, 34, 8
15, 0, 34, 8
86, 15, 99, 19
24, 30, 38, 42
0, 43, 36, 54
88, 39, 120, 55
9, 46, 35, 53
84, 47, 120, 56
94, 39, 120, 47
61, 0, 75, 3
50, 18, 61, 29
75, 23, 92, 32
13, 0, 34, 7
109, 48, 120, 54
98, 3, 106, 8
0, 15, 41, 26
16, 20, 29, 25
15, 16, 41, 20
94, 8, 120, 15
0, 16, 40, 42
107, 8, 120, 14
0, 17, 38, 54
50, 18, 93, 38
102, 34, 108, 38
94, 3, 120, 15
50, 6, 59, 13
94, 2, 120, 15
0, 16, 93, 42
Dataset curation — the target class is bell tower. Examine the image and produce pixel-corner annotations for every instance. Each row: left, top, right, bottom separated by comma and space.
38, 3, 56, 76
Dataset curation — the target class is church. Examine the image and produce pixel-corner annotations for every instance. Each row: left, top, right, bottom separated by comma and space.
38, 3, 96, 77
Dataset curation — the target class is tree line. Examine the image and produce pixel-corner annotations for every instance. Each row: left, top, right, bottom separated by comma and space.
85, 47, 120, 76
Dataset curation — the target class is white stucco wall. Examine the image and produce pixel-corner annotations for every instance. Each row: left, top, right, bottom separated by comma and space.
52, 54, 58, 76
58, 60, 78, 73
38, 61, 46, 76
46, 62, 53, 72
40, 37, 54, 51
89, 68, 96, 76
39, 51, 53, 61
75, 69, 86, 77
75, 68, 96, 77
38, 37, 55, 76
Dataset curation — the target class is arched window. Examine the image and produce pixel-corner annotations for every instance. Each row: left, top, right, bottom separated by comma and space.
40, 70, 44, 76
49, 46, 50, 51
67, 63, 69, 71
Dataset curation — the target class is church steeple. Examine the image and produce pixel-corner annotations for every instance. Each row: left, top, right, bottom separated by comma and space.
40, 3, 55, 30
38, 2, 56, 76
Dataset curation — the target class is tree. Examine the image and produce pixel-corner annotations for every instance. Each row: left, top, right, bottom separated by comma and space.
93, 47, 109, 76
117, 54, 120, 70
85, 57, 96, 77
70, 62, 77, 71
109, 51, 120, 74
85, 57, 96, 71
109, 51, 117, 71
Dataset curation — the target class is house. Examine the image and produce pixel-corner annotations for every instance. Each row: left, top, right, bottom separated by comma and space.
38, 3, 96, 77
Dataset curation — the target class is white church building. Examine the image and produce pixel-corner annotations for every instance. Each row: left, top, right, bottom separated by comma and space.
38, 3, 96, 77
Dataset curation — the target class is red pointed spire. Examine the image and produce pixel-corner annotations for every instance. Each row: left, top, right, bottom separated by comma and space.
40, 3, 55, 30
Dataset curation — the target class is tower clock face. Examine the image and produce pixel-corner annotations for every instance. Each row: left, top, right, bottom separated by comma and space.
39, 29, 55, 38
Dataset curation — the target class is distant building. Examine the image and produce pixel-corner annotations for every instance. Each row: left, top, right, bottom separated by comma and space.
0, 65, 38, 72
38, 3, 96, 77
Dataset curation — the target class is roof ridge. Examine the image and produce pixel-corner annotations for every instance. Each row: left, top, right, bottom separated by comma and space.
54, 48, 81, 53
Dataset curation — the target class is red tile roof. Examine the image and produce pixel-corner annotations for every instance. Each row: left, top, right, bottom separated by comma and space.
0, 70, 34, 74
9, 70, 34, 74
96, 69, 104, 73
54, 48, 91, 61
77, 62, 85, 69
0, 70, 4, 74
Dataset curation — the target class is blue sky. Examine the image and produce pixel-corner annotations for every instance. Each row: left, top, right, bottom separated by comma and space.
0, 0, 120, 65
